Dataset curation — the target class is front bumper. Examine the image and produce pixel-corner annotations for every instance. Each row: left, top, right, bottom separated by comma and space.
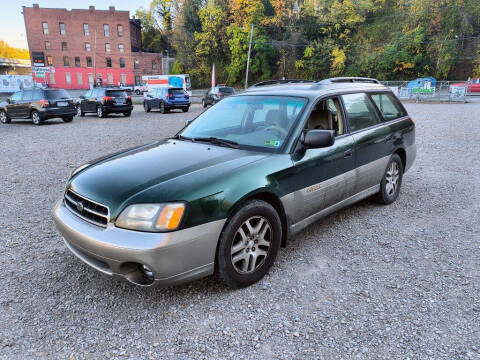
53, 200, 225, 287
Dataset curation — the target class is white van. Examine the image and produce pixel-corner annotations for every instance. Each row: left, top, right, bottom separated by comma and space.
142, 74, 192, 96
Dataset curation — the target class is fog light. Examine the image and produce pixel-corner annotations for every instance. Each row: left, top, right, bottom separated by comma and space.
141, 264, 154, 280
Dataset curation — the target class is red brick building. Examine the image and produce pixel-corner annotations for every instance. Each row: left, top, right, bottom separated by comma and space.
22, 4, 163, 89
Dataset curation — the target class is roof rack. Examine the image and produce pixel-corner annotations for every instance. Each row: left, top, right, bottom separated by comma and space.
318, 77, 380, 85
250, 79, 316, 87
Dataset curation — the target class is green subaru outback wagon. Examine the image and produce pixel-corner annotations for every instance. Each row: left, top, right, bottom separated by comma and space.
54, 77, 416, 288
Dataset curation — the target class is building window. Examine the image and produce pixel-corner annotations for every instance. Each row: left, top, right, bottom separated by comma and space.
106, 57, 112, 68
152, 60, 157, 70
42, 22, 49, 35
63, 56, 70, 67
120, 73, 127, 85
65, 72, 71, 85
117, 24, 123, 37
61, 42, 68, 51
45, 41, 51, 50
75, 56, 81, 67
135, 76, 141, 86
119, 58, 125, 68
134, 59, 139, 69
86, 56, 92, 67
85, 43, 91, 52
118, 44, 124, 53
46, 56, 53, 66
59, 22, 66, 35
88, 73, 94, 85
83, 23, 89, 36
49, 72, 55, 84
103, 24, 109, 37
105, 43, 111, 52
107, 73, 114, 85
77, 72, 83, 85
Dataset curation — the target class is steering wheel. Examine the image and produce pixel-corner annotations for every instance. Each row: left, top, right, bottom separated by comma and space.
264, 125, 288, 136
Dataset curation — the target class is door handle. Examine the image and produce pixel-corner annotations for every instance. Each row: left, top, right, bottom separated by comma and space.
343, 149, 353, 158
383, 135, 393, 143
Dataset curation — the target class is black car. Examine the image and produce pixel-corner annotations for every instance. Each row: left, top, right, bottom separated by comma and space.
202, 86, 235, 107
143, 87, 190, 114
0, 88, 76, 125
76, 87, 133, 118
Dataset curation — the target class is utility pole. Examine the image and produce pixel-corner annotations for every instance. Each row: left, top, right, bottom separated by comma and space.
93, 29, 97, 86
245, 23, 254, 89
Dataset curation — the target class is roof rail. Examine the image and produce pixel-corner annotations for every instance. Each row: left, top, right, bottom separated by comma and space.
250, 79, 316, 87
318, 77, 380, 85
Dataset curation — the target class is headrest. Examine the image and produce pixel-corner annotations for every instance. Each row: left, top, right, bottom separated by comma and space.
308, 109, 331, 130
265, 109, 284, 127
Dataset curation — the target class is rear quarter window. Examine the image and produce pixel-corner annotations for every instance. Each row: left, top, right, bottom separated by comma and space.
370, 93, 406, 121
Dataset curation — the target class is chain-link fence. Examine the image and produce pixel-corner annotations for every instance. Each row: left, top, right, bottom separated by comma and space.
380, 80, 473, 102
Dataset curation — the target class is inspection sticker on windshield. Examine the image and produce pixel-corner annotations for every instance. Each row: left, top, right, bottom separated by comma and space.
265, 140, 281, 147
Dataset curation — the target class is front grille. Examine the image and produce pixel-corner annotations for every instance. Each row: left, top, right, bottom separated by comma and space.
64, 189, 109, 227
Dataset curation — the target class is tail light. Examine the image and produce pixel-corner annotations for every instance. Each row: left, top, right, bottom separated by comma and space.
166, 93, 174, 100
39, 99, 49, 108
184, 91, 189, 99
126, 95, 132, 102
102, 96, 113, 104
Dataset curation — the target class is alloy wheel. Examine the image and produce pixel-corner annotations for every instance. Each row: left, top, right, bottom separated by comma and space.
32, 112, 40, 125
231, 216, 272, 273
385, 161, 400, 196
97, 106, 102, 118
76, 106, 82, 116
0, 112, 6, 123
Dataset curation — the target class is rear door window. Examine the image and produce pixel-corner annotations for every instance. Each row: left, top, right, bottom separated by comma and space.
342, 93, 380, 132
370, 93, 406, 121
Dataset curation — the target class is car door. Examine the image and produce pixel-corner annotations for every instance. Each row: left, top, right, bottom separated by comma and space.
152, 89, 161, 108
87, 89, 99, 112
19, 90, 33, 117
289, 96, 356, 223
81, 90, 92, 112
342, 92, 391, 194
6, 91, 23, 117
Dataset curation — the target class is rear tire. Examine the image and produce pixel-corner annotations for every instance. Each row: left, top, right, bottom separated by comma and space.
135, 89, 141, 95
182, 107, 189, 113
0, 110, 10, 124
202, 99, 207, 108
375, 153, 403, 205
76, 105, 84, 117
216, 200, 282, 288
123, 111, 131, 117
62, 116, 73, 122
97, 106, 105, 118
31, 110, 42, 125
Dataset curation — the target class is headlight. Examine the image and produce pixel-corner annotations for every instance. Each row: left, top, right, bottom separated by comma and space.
115, 203, 185, 232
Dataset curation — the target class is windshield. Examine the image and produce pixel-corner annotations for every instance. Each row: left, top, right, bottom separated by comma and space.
180, 96, 307, 151
45, 89, 71, 99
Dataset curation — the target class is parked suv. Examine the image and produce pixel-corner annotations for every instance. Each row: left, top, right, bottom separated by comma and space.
54, 77, 415, 288
76, 87, 133, 118
0, 88, 75, 125
143, 87, 190, 113
202, 85, 235, 107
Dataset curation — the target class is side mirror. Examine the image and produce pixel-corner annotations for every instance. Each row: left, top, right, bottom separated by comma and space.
302, 130, 335, 148
185, 119, 194, 126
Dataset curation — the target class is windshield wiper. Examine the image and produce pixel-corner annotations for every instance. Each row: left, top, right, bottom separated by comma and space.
172, 134, 193, 141
192, 137, 239, 149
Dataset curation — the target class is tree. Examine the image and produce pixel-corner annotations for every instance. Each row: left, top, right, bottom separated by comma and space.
0, 41, 29, 59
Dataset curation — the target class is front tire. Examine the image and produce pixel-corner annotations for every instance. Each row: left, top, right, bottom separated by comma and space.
160, 102, 166, 114
216, 200, 282, 288
135, 89, 141, 95
97, 106, 105, 118
31, 110, 42, 125
0, 110, 10, 124
376, 153, 403, 205
202, 99, 207, 108
144, 102, 150, 112
182, 107, 189, 113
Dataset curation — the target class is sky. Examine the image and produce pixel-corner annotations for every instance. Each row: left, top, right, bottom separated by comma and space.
0, 0, 152, 48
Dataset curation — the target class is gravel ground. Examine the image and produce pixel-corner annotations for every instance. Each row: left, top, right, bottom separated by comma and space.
0, 102, 479, 360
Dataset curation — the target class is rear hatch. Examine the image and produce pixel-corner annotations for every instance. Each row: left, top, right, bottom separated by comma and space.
106, 90, 130, 105
218, 87, 235, 98
168, 88, 189, 103
45, 89, 74, 108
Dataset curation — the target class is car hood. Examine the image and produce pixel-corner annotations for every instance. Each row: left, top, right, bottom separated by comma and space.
69, 139, 269, 218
